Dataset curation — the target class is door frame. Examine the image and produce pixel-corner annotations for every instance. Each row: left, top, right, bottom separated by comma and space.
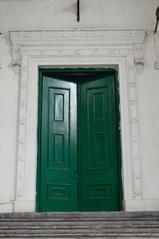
36, 68, 123, 212
10, 29, 145, 212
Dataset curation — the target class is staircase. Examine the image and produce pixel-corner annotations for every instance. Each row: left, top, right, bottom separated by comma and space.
0, 212, 159, 238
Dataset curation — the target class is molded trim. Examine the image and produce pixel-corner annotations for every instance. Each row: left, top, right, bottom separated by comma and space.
8, 29, 145, 212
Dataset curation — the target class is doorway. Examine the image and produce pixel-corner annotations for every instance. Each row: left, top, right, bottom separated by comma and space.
37, 69, 122, 212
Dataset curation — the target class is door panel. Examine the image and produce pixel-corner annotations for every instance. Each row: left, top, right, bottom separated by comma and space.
79, 75, 120, 211
40, 76, 77, 211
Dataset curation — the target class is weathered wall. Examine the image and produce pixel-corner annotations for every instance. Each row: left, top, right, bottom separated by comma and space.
138, 32, 159, 209
0, 0, 159, 212
0, 0, 157, 30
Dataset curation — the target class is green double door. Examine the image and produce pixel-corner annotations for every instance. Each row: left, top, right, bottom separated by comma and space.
38, 70, 121, 212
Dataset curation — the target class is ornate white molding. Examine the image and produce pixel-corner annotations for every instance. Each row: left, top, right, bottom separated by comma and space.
134, 43, 145, 73
10, 29, 145, 45
154, 34, 159, 70
10, 29, 145, 66
9, 29, 146, 211
10, 61, 21, 74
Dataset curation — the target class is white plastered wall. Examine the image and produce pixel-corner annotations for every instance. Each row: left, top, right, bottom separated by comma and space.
0, 0, 159, 212
138, 33, 159, 210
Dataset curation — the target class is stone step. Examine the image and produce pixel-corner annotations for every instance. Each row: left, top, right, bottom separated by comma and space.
1, 223, 159, 228
0, 218, 159, 223
0, 212, 159, 219
0, 220, 159, 227
0, 232, 159, 238
0, 212, 159, 238
0, 228, 159, 237
1, 227, 159, 232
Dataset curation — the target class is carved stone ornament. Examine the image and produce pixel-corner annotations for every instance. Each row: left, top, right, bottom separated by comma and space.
10, 44, 22, 73
10, 60, 21, 74
10, 29, 145, 70
9, 29, 146, 211
154, 34, 159, 70
134, 43, 145, 73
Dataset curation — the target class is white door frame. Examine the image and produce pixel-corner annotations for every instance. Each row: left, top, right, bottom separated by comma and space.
9, 29, 145, 212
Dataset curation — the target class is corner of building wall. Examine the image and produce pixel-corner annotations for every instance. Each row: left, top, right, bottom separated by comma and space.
14, 200, 35, 212
124, 200, 145, 211
144, 200, 159, 211
0, 203, 14, 213
125, 199, 159, 211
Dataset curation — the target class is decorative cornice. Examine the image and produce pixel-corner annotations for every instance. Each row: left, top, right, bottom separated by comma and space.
10, 29, 145, 48
9, 29, 146, 71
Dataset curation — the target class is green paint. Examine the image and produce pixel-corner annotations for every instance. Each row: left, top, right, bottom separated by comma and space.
37, 69, 122, 212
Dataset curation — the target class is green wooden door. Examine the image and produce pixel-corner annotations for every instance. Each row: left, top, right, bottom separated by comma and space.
38, 70, 121, 212
39, 76, 78, 211
78, 74, 120, 211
